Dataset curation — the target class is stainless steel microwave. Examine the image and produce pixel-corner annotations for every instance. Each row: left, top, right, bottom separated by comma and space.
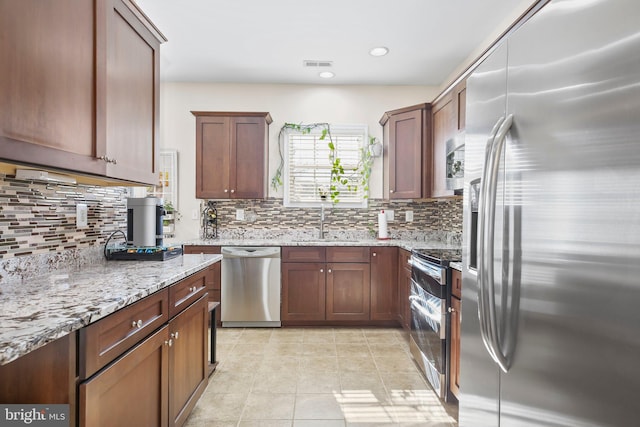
445, 134, 465, 193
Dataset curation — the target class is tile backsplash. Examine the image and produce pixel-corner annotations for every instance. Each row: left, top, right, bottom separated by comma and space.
0, 174, 127, 260
0, 171, 462, 280
201, 198, 462, 243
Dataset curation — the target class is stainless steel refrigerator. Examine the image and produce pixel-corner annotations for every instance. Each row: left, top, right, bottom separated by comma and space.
460, 0, 640, 426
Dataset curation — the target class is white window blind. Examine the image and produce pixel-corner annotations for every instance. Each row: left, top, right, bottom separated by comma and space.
284, 125, 368, 207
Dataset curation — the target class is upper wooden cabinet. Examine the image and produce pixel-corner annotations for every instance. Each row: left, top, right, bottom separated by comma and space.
0, 0, 165, 185
193, 112, 272, 199
380, 103, 431, 199
431, 79, 466, 198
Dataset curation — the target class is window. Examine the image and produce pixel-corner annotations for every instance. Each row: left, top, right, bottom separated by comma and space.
284, 124, 368, 208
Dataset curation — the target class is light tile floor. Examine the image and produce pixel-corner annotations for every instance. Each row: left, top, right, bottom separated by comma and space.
185, 327, 458, 427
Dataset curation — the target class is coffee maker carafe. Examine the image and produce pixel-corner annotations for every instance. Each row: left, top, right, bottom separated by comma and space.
127, 197, 165, 247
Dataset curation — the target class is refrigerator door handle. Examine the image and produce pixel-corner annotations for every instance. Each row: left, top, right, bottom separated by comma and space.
477, 116, 505, 364
483, 114, 515, 373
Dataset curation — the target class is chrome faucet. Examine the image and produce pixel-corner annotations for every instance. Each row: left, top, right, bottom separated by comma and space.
319, 203, 326, 239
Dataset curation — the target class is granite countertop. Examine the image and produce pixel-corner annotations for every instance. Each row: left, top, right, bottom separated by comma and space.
0, 253, 222, 366
182, 237, 460, 253
450, 261, 463, 271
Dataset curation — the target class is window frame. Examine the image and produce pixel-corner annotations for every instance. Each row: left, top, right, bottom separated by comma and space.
283, 124, 369, 208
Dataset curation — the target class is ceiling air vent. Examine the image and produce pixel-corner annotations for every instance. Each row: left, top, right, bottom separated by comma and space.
303, 60, 333, 68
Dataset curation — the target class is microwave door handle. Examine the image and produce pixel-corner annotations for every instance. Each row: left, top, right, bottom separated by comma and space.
485, 114, 514, 373
477, 116, 505, 364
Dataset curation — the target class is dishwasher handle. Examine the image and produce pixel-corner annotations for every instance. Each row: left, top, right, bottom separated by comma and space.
221, 246, 281, 258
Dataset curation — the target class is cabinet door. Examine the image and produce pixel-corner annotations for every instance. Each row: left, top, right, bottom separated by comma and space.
370, 247, 398, 321
169, 296, 208, 427
449, 296, 461, 399
230, 116, 267, 198
0, 0, 103, 176
388, 109, 423, 199
432, 95, 456, 198
397, 249, 412, 330
326, 263, 370, 321
79, 326, 170, 427
281, 263, 326, 321
98, 0, 160, 184
195, 115, 231, 198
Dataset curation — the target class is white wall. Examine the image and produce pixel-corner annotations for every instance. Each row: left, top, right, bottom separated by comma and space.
158, 83, 438, 240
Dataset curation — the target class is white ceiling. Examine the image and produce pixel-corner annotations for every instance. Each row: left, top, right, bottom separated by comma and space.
136, 0, 532, 86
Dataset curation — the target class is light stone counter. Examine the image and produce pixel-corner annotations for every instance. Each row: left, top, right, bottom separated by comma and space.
0, 253, 222, 365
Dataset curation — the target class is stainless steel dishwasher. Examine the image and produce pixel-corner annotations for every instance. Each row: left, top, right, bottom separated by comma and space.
221, 246, 281, 327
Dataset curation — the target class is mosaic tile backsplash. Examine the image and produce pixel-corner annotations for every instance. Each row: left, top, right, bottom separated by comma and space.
0, 174, 128, 260
201, 198, 463, 243
0, 170, 461, 280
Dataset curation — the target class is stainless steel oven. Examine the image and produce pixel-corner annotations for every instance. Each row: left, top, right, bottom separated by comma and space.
409, 249, 460, 401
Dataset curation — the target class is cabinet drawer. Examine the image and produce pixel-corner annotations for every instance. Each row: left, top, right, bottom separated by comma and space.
183, 245, 221, 255
326, 247, 370, 263
451, 268, 462, 299
169, 270, 208, 318
282, 246, 326, 263
79, 288, 169, 379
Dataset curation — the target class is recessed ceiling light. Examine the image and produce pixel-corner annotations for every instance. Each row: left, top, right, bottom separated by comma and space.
319, 71, 335, 79
369, 46, 389, 57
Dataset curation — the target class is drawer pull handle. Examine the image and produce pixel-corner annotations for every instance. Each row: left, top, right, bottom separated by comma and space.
132, 320, 143, 329
165, 338, 173, 347
171, 332, 179, 340
189, 286, 197, 293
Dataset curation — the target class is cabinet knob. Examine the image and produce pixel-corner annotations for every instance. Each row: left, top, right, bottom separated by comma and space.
189, 286, 195, 292
132, 319, 143, 329
224, 189, 229, 193
328, 269, 332, 273
320, 269, 324, 273
166, 338, 173, 347
373, 252, 377, 257
171, 332, 179, 340
230, 189, 235, 193
448, 307, 455, 313
390, 189, 395, 193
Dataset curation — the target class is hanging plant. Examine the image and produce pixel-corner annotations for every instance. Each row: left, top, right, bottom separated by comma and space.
272, 123, 377, 205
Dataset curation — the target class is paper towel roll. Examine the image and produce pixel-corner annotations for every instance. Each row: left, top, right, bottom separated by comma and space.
378, 210, 388, 239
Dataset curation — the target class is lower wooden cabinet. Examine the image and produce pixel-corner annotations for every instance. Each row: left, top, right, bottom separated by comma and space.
397, 249, 412, 330
183, 245, 222, 325
282, 246, 397, 325
449, 295, 461, 399
79, 295, 208, 427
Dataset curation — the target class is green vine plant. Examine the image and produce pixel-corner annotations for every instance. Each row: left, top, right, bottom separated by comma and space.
271, 122, 377, 205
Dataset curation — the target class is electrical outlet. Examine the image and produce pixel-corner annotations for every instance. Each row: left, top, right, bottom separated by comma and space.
405, 210, 414, 222
385, 210, 395, 222
236, 209, 245, 221
76, 204, 88, 228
